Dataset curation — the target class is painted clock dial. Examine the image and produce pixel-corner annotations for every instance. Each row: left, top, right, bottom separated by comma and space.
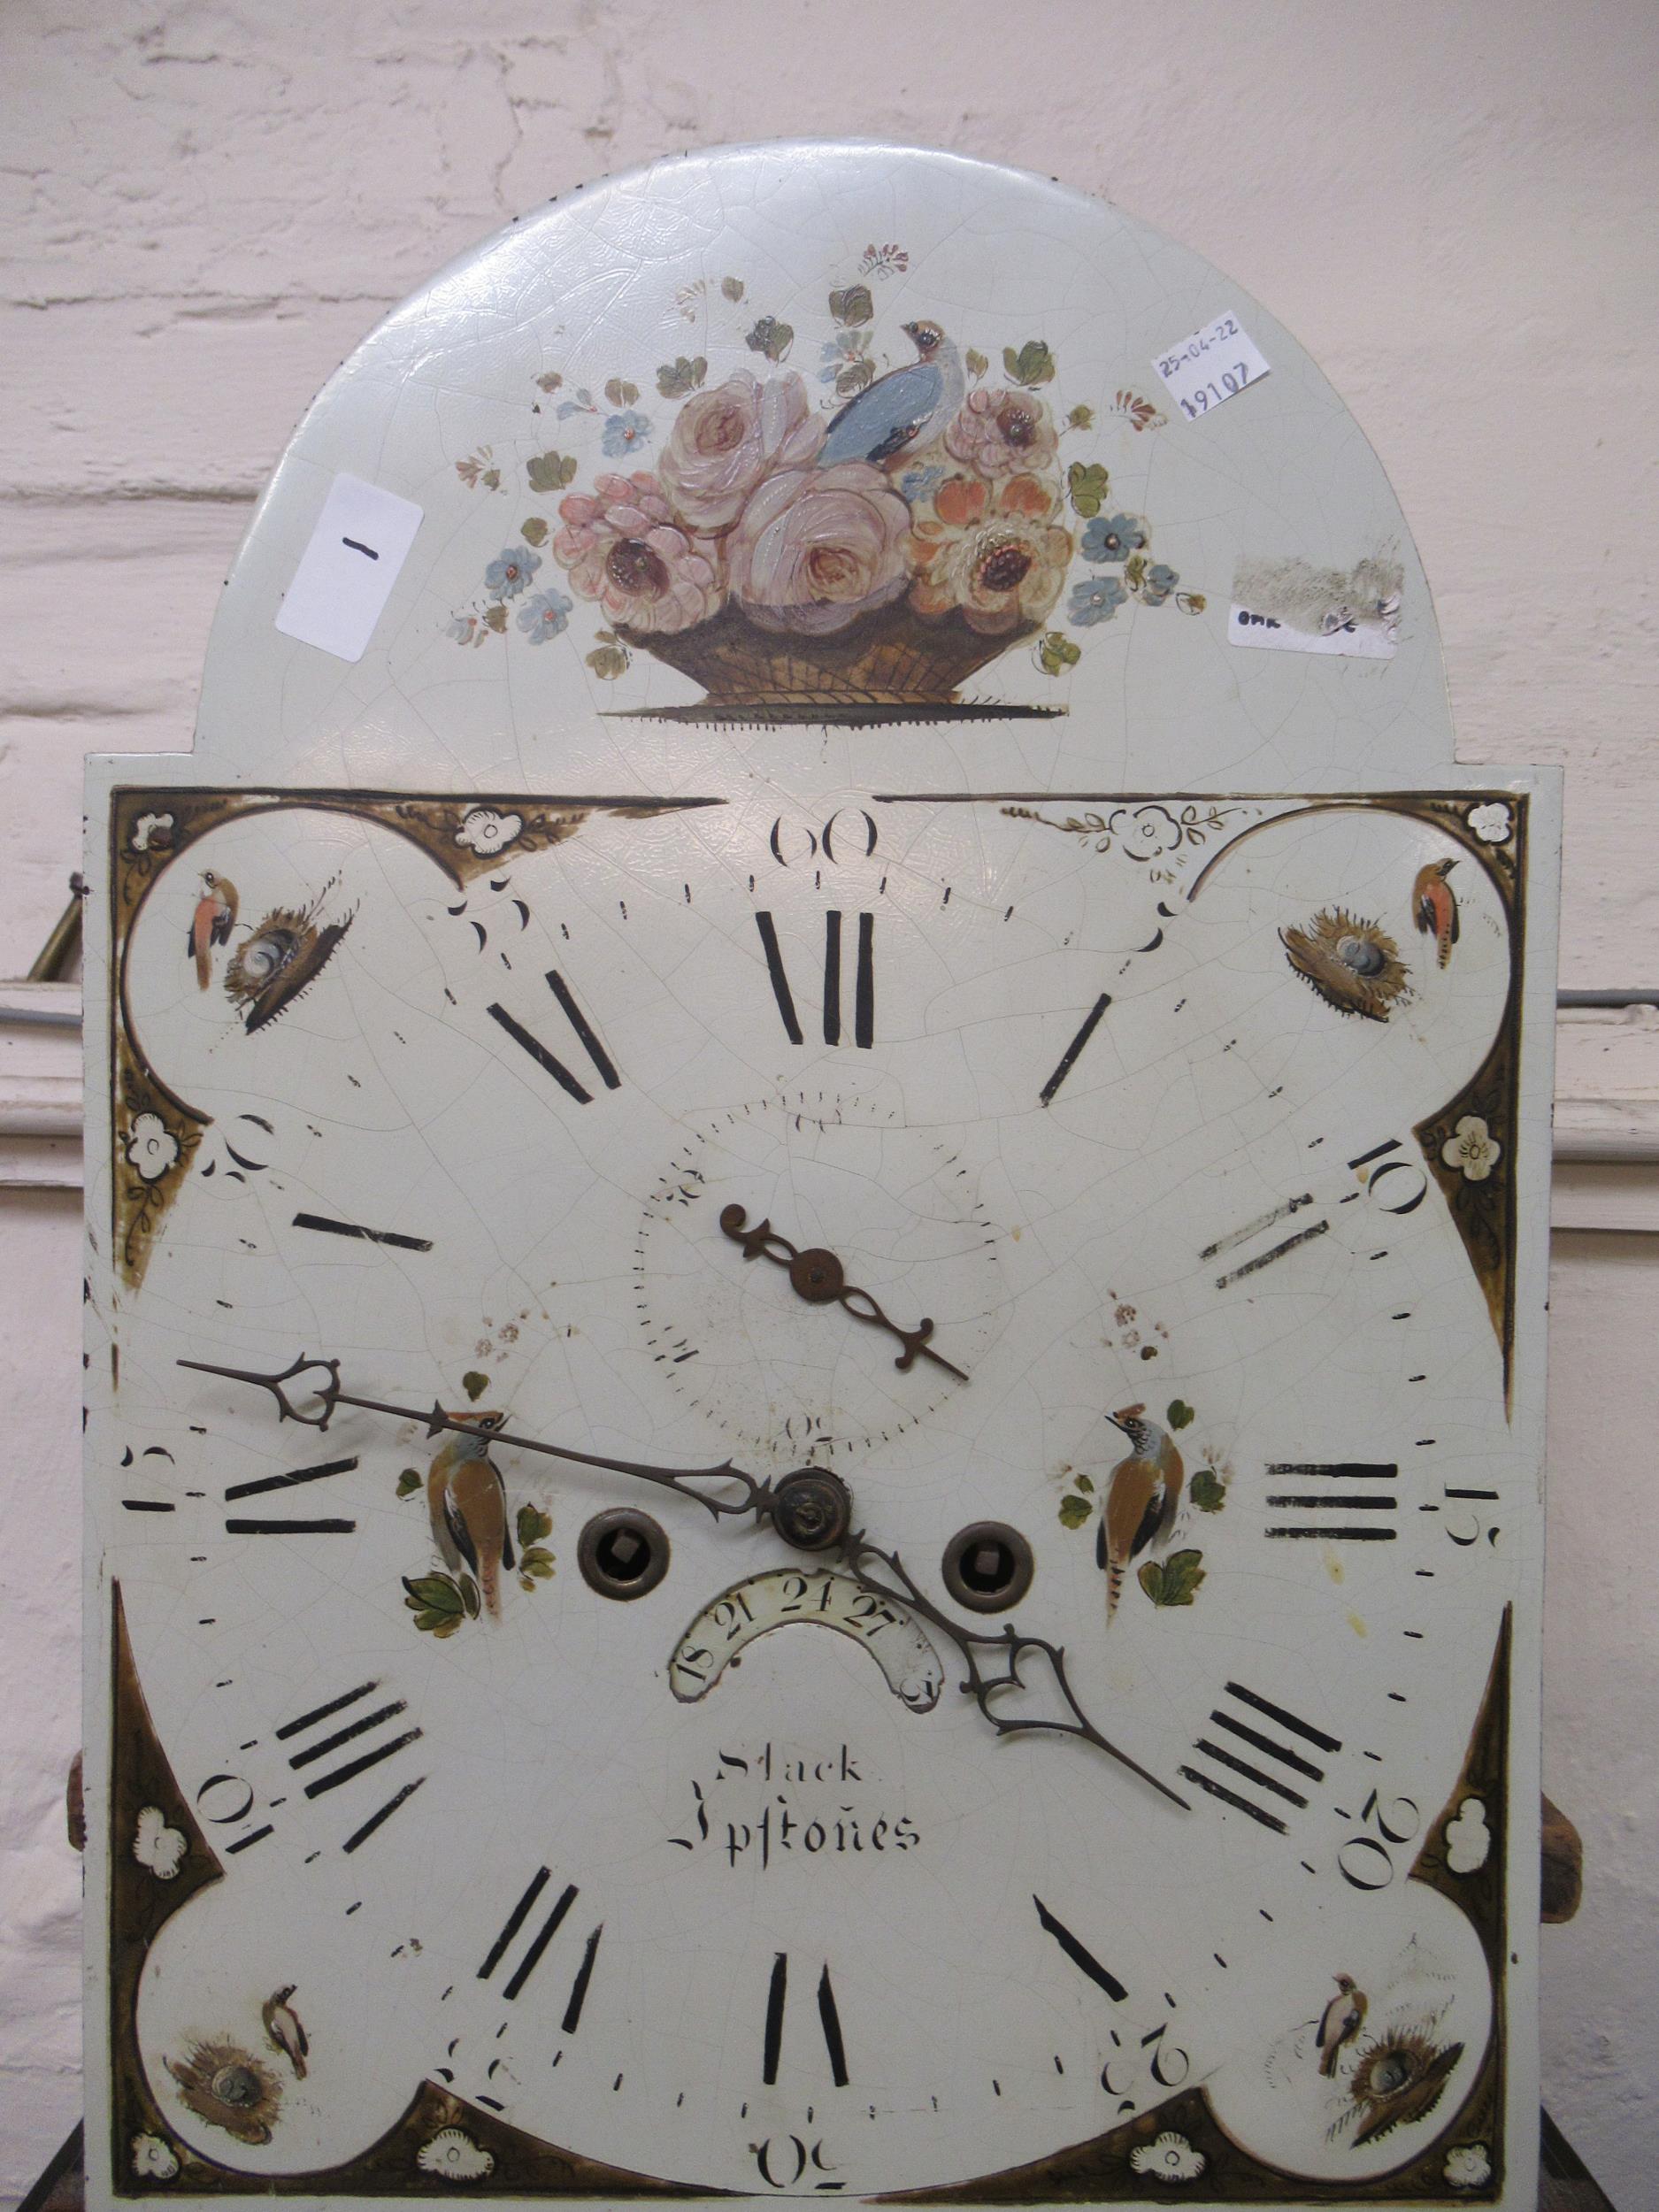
84, 145, 1555, 2212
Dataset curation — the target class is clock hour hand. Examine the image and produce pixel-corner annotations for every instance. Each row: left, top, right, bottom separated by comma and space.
842, 1532, 1191, 1812
176, 1351, 850, 1548
718, 1204, 969, 1384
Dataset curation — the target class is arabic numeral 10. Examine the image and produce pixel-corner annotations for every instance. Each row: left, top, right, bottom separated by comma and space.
1337, 1789, 1422, 1891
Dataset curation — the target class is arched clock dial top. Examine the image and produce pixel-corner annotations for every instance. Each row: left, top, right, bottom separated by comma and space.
87, 142, 1552, 2212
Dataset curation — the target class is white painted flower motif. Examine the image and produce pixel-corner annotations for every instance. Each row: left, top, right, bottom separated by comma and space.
417, 2129, 495, 2183
1444, 1796, 1492, 1874
130, 811, 174, 853
1444, 2141, 1492, 2189
125, 1112, 180, 1182
131, 2133, 180, 2180
1468, 802, 1511, 846
1108, 803, 1184, 860
1128, 2131, 1205, 2184
1441, 1115, 1502, 1183
133, 1805, 188, 1879
454, 807, 523, 857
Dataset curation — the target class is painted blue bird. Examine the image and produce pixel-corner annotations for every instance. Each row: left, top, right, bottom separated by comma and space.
818, 320, 964, 469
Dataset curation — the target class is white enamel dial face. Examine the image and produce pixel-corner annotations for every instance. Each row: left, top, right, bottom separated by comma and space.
96, 782, 1532, 2201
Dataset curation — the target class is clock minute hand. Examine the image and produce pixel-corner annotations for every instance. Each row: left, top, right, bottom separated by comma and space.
718, 1204, 969, 1384
176, 1352, 783, 1532
843, 1532, 1191, 1813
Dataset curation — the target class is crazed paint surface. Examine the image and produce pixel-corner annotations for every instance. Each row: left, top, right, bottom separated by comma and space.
4, 9, 1658, 2208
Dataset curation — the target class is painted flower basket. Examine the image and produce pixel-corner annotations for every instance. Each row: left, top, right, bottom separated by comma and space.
448, 273, 1206, 721
615, 598, 1039, 715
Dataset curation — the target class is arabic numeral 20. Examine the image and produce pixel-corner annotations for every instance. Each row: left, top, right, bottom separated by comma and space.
1337, 1789, 1422, 1891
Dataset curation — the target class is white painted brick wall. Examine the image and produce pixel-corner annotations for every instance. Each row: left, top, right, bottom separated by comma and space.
3, 1, 1656, 2199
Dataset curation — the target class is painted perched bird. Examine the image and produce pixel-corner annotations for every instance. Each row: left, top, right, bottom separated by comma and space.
261, 1985, 309, 2078
1411, 857, 1460, 970
188, 871, 239, 990
1316, 1973, 1368, 2077
428, 1409, 515, 1619
1098, 1403, 1184, 1622
818, 320, 964, 469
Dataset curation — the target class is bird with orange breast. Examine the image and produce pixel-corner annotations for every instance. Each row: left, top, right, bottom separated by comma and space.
1098, 1403, 1184, 1623
1411, 858, 1459, 970
187, 870, 239, 990
1316, 1973, 1368, 2077
427, 1409, 515, 1619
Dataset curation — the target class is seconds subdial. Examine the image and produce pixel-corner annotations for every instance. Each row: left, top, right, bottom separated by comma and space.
636, 1093, 1007, 1466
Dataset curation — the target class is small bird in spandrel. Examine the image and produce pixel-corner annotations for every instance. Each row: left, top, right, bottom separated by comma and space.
1099, 1403, 1184, 1622
428, 1409, 515, 1619
261, 1985, 309, 2078
188, 871, 239, 989
1411, 857, 1459, 970
1317, 1973, 1369, 2077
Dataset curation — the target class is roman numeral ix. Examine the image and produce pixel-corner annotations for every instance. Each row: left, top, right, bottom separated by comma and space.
756, 911, 874, 1048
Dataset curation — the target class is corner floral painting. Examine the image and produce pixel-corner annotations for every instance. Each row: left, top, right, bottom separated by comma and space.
449, 265, 1202, 719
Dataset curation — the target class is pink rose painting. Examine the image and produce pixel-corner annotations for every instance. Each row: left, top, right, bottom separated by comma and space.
729, 462, 910, 635
453, 279, 1203, 718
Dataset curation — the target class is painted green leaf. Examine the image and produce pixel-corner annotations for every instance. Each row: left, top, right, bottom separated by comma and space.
1067, 403, 1094, 431
396, 1468, 420, 1498
1058, 1494, 1093, 1529
1191, 1468, 1227, 1513
603, 377, 640, 409
1003, 339, 1056, 388
520, 1547, 556, 1579
519, 515, 549, 548
461, 1371, 488, 1402
1037, 630, 1082, 675
535, 371, 564, 393
1181, 591, 1208, 616
587, 645, 628, 680
460, 1574, 481, 1620
1166, 1398, 1194, 1430
1075, 1471, 1094, 1494
720, 275, 745, 303
656, 355, 708, 399
829, 284, 874, 327
746, 316, 794, 364
482, 603, 508, 634
526, 450, 578, 494
1067, 461, 1110, 518
835, 358, 875, 398
481, 469, 502, 492
403, 1573, 464, 1620
1141, 1548, 1205, 1607
964, 347, 988, 380
517, 1503, 552, 1549
1124, 551, 1148, 590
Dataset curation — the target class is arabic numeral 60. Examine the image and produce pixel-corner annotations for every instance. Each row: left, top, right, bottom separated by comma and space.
1338, 1789, 1422, 1891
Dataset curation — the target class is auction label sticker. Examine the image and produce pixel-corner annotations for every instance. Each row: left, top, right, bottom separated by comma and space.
1229, 604, 1399, 660
275, 472, 424, 662
1154, 311, 1271, 420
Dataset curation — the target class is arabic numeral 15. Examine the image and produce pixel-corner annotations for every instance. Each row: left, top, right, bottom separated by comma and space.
1337, 1789, 1422, 1891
